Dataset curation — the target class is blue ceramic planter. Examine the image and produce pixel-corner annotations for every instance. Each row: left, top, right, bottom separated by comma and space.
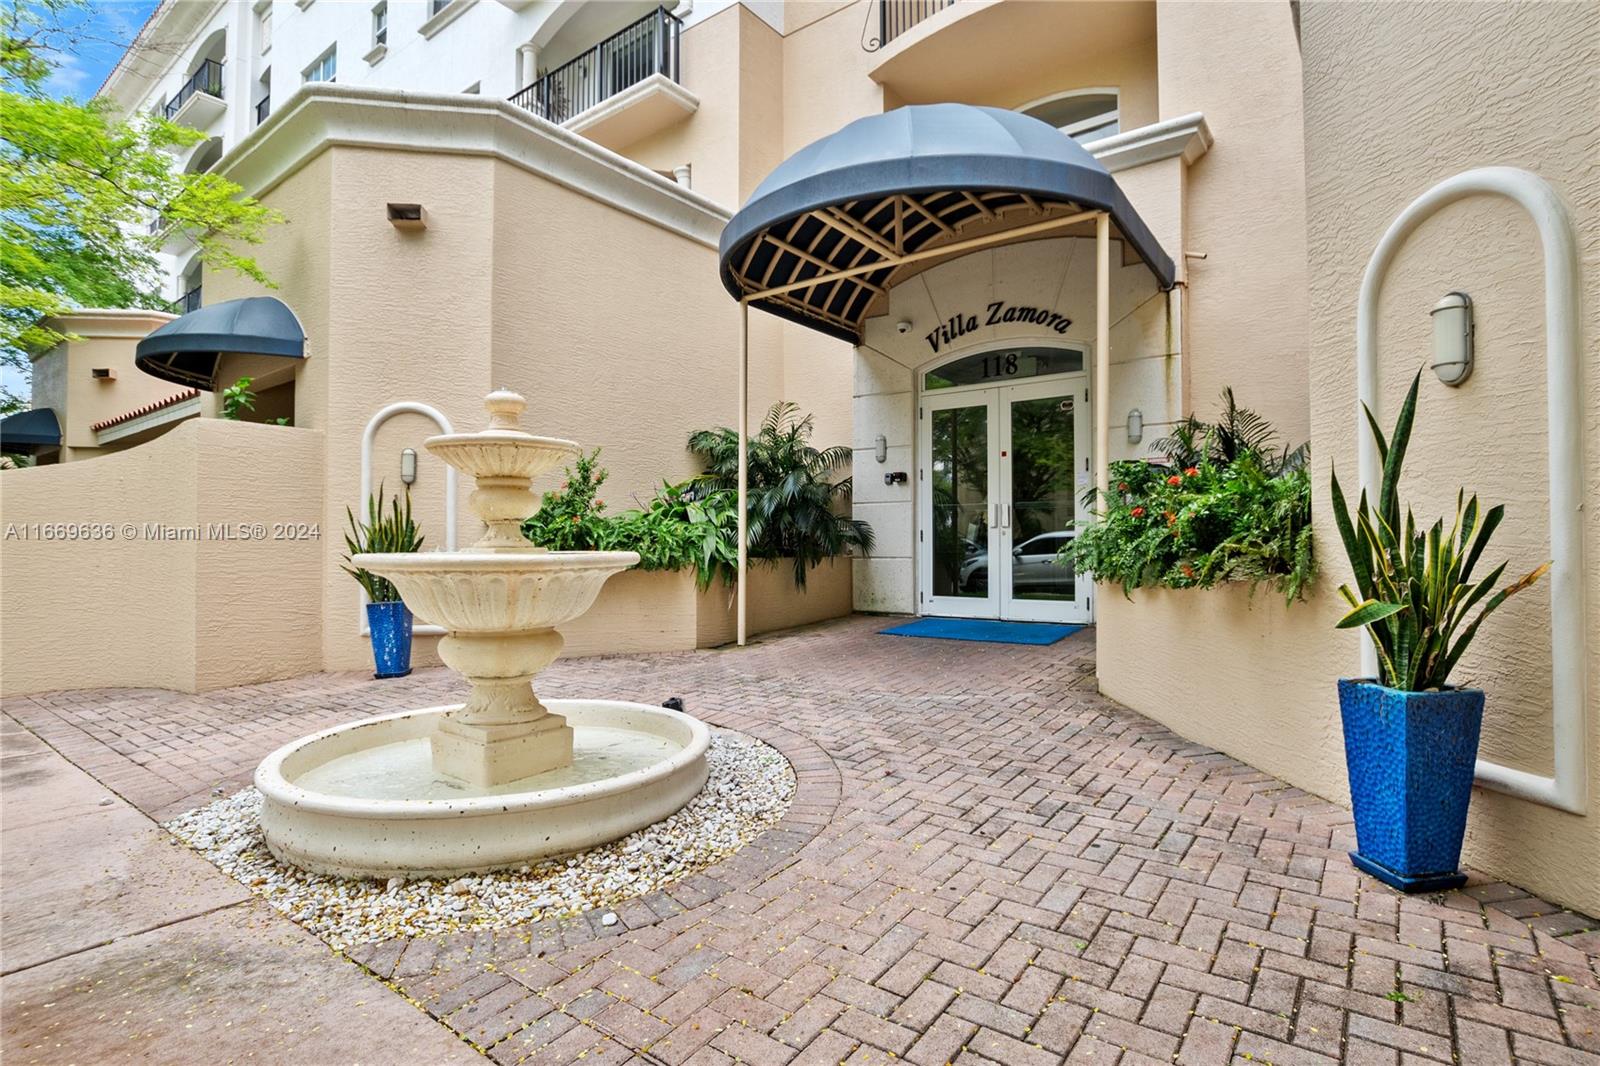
366, 601, 414, 679
1337, 678, 1483, 892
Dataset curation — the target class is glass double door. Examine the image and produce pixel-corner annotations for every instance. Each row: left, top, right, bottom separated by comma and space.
920, 376, 1091, 623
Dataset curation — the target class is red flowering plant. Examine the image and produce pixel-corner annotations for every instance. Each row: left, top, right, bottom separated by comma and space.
1067, 389, 1315, 604
519, 448, 612, 551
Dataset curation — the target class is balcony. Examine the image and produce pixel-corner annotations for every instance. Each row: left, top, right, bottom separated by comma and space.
508, 7, 697, 152
878, 0, 956, 47
176, 287, 202, 314
164, 59, 226, 129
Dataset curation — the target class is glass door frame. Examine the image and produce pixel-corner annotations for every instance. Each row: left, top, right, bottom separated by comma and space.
997, 375, 1092, 623
915, 340, 1095, 623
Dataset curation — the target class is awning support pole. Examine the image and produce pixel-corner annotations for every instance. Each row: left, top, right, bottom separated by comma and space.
1094, 212, 1111, 503
737, 299, 749, 647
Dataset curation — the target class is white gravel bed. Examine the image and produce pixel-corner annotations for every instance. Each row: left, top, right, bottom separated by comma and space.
163, 729, 794, 950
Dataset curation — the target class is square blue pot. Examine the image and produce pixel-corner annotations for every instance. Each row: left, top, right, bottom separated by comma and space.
366, 600, 414, 679
1337, 678, 1484, 892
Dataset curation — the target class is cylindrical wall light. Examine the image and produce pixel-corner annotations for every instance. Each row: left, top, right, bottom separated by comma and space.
874, 434, 888, 463
1126, 408, 1144, 445
400, 447, 418, 485
1430, 291, 1474, 386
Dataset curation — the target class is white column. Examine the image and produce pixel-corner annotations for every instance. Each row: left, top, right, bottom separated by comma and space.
737, 301, 749, 646
517, 42, 539, 89
1094, 212, 1111, 502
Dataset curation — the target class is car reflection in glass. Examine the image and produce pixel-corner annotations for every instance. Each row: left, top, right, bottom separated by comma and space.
959, 530, 1074, 594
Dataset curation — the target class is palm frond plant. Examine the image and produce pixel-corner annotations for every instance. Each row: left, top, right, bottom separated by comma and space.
1329, 371, 1548, 691
342, 484, 424, 603
688, 401, 874, 589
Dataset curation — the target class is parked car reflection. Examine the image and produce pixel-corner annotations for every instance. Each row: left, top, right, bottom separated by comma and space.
960, 530, 1075, 594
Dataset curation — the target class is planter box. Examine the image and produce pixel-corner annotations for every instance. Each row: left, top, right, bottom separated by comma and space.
558, 558, 853, 656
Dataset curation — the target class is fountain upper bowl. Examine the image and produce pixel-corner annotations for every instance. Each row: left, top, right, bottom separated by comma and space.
353, 550, 639, 632
425, 431, 580, 481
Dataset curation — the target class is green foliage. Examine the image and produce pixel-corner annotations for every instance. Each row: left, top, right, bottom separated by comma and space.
687, 401, 874, 589
219, 377, 255, 420
342, 485, 423, 602
1, 6, 282, 410
1069, 390, 1315, 604
521, 450, 738, 590
1330, 371, 1548, 691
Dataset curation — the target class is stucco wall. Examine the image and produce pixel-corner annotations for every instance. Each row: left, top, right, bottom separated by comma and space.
1, 420, 324, 696
1100, 1, 1599, 916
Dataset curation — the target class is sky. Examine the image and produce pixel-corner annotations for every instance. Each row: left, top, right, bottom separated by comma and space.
41, 0, 161, 102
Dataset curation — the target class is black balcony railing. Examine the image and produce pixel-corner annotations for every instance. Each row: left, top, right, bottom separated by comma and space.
877, 0, 955, 48
255, 96, 270, 125
508, 7, 681, 125
178, 286, 202, 314
164, 59, 224, 120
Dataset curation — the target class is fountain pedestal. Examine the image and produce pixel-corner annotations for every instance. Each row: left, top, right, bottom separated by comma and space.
433, 628, 572, 784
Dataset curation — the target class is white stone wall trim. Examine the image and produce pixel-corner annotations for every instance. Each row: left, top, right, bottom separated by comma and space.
96, 396, 202, 445
1356, 166, 1588, 816
1085, 112, 1213, 175
219, 84, 731, 248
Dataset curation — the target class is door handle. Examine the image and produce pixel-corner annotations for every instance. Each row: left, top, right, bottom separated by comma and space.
1003, 504, 1011, 529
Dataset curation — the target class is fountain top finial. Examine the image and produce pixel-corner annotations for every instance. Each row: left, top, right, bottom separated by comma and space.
484, 389, 527, 432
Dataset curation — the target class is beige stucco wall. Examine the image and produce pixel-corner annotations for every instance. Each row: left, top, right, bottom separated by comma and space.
0, 419, 324, 696
1100, 1, 1599, 916
1156, 0, 1309, 441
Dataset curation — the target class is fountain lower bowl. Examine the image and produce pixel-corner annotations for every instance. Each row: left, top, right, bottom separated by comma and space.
255, 700, 710, 879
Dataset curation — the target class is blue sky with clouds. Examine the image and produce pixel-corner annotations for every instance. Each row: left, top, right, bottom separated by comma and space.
42, 0, 160, 101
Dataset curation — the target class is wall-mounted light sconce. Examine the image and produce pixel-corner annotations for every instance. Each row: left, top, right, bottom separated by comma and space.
1126, 408, 1144, 444
400, 447, 418, 485
387, 202, 426, 230
1430, 291, 1473, 386
874, 434, 887, 463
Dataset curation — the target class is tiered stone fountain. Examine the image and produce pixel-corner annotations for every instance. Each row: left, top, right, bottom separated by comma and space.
256, 390, 710, 878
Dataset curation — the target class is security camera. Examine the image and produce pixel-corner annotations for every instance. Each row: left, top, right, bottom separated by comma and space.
895, 319, 912, 334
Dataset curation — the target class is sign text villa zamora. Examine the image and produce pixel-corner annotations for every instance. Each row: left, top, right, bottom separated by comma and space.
925, 302, 1074, 353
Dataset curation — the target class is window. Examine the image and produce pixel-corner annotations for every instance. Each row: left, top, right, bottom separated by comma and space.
924, 347, 1085, 391
257, 5, 272, 53
303, 46, 337, 84
430, 0, 450, 14
372, 2, 387, 46
1020, 91, 1119, 146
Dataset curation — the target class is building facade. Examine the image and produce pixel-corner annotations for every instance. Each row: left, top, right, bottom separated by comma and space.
5, 0, 1592, 912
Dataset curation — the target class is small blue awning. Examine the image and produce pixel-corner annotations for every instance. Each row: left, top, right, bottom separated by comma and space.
135, 296, 306, 391
719, 104, 1175, 343
0, 407, 61, 453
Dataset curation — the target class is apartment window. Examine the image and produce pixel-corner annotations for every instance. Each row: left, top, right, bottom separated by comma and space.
257, 4, 272, 54
430, 0, 450, 15
372, 2, 388, 46
303, 47, 337, 84
1020, 91, 1120, 146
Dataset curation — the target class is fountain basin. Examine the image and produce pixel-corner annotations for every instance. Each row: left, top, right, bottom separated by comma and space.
256, 699, 710, 878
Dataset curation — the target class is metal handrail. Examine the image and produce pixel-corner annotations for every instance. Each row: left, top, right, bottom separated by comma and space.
508, 6, 681, 125
164, 59, 224, 120
179, 287, 202, 314
879, 0, 955, 47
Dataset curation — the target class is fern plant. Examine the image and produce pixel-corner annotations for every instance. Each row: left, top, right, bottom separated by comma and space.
1330, 370, 1548, 691
342, 485, 424, 603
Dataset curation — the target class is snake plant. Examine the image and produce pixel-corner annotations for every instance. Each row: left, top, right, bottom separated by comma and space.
342, 485, 424, 603
1330, 370, 1548, 691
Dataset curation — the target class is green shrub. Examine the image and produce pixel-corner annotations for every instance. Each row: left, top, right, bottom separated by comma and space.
341, 485, 423, 602
1068, 390, 1314, 604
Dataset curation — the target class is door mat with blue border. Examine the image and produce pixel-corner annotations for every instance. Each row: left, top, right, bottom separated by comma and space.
879, 617, 1085, 645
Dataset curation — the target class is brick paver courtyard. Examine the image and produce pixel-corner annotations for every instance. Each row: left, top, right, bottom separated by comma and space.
4, 616, 1598, 1065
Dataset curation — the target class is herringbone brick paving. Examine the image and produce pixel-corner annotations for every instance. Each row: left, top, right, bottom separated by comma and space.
5, 616, 1598, 1065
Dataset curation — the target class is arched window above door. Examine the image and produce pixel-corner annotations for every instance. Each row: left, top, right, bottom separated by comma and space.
924, 346, 1086, 391
1018, 90, 1119, 146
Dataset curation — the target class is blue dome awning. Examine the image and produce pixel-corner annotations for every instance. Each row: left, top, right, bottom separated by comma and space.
135, 296, 306, 391
719, 104, 1175, 343
0, 407, 61, 453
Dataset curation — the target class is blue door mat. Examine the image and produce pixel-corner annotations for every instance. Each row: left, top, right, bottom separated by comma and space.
880, 617, 1085, 645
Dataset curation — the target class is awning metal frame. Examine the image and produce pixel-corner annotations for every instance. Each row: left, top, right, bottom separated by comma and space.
732, 207, 1116, 645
